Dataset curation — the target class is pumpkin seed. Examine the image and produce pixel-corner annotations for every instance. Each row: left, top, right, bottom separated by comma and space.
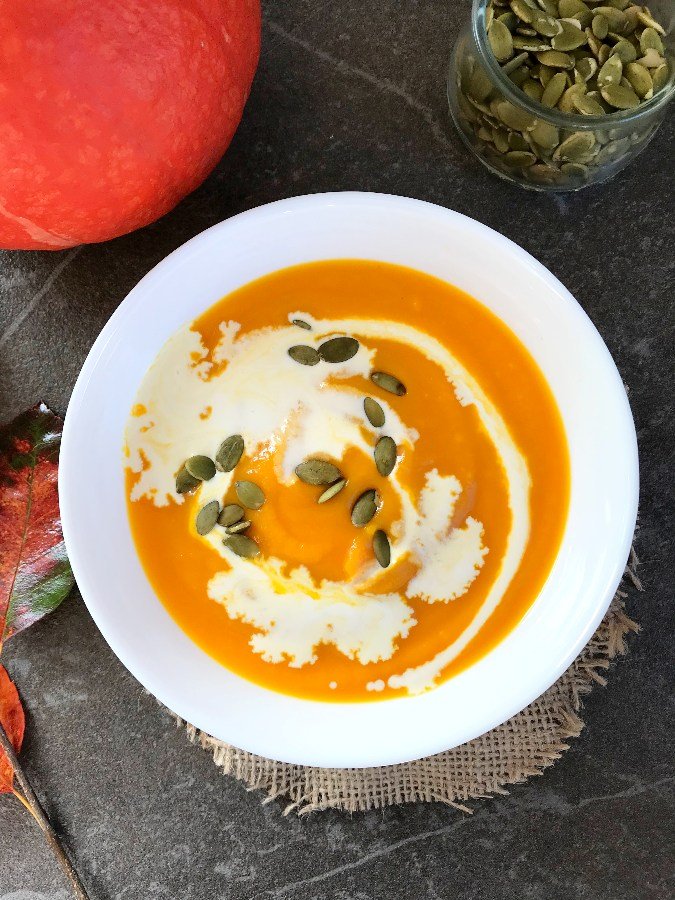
624, 62, 653, 98
175, 466, 199, 495
652, 64, 669, 93
501, 51, 530, 74
489, 19, 514, 61
504, 150, 537, 166
532, 13, 562, 38
288, 345, 320, 366
371, 371, 406, 396
597, 53, 623, 86
374, 436, 397, 477
592, 6, 627, 32
541, 70, 568, 104
373, 530, 391, 568
575, 56, 597, 81
636, 10, 665, 36
215, 434, 244, 472
573, 92, 606, 114
185, 455, 216, 481
364, 396, 386, 427
530, 120, 560, 147
223, 534, 260, 558
560, 162, 589, 177
600, 83, 639, 108
225, 519, 251, 534
637, 48, 665, 69
295, 458, 343, 485
523, 78, 545, 100
196, 500, 220, 536
496, 99, 537, 130
553, 131, 596, 161
640, 27, 664, 55
591, 14, 609, 39
235, 480, 265, 509
318, 478, 347, 504
351, 489, 379, 528
467, 66, 494, 101
510, 0, 535, 24
552, 21, 587, 50
536, 49, 575, 68
611, 40, 637, 63
318, 336, 360, 363
218, 503, 245, 527
292, 318, 312, 330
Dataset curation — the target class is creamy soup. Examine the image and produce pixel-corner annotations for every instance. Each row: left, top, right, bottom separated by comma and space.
125, 260, 569, 701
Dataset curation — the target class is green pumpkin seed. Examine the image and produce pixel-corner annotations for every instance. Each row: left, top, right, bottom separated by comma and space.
288, 345, 320, 366
374, 436, 397, 477
592, 6, 627, 32
637, 48, 665, 69
364, 396, 386, 427
496, 100, 537, 130
175, 466, 199, 495
558, 0, 589, 17
497, 11, 517, 30
371, 371, 406, 396
318, 336, 360, 363
467, 66, 494, 101
597, 53, 623, 86
573, 93, 606, 114
225, 519, 251, 534
196, 500, 220, 536
553, 131, 596, 161
561, 162, 589, 177
493, 127, 511, 153
624, 62, 653, 98
611, 40, 637, 63
530, 120, 560, 148
318, 478, 347, 504
504, 150, 537, 166
532, 13, 561, 38
536, 49, 575, 68
351, 489, 379, 528
557, 83, 587, 113
575, 56, 597, 81
373, 530, 391, 569
501, 51, 530, 74
636, 10, 665, 36
235, 480, 265, 509
218, 503, 245, 527
652, 64, 669, 94
552, 21, 587, 51
295, 458, 343, 485
591, 14, 609, 39
510, 0, 535, 24
489, 19, 514, 62
512, 36, 550, 51
537, 0, 559, 16
292, 318, 312, 330
541, 70, 568, 104
185, 455, 216, 481
640, 27, 664, 55
522, 78, 545, 100
215, 434, 244, 473
600, 83, 639, 108
223, 534, 260, 558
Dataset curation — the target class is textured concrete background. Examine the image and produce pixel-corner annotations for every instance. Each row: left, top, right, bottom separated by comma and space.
0, 1, 673, 898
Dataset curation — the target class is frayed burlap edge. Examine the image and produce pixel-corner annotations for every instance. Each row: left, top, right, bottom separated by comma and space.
172, 548, 641, 815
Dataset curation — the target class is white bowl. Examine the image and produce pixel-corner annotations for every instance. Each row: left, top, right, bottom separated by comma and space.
60, 193, 638, 768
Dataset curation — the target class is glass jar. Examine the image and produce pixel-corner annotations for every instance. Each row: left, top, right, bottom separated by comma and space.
448, 0, 675, 191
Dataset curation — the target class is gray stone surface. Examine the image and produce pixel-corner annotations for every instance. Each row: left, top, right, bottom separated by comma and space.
0, 1, 673, 897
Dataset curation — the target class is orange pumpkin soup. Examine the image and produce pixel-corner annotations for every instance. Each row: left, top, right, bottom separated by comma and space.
125, 260, 569, 701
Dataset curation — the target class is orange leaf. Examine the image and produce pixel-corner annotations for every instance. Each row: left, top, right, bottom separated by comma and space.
0, 663, 25, 793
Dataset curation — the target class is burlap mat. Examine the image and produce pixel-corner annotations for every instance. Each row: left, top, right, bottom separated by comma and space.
174, 548, 641, 814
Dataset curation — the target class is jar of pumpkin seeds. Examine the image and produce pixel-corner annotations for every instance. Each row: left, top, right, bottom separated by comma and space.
448, 0, 674, 190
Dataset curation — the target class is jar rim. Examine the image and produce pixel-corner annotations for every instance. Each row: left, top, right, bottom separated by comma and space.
472, 0, 675, 129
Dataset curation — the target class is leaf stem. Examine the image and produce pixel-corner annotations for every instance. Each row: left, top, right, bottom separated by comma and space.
0, 719, 90, 900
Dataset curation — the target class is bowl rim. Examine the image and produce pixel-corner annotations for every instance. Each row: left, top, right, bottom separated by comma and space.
59, 191, 639, 767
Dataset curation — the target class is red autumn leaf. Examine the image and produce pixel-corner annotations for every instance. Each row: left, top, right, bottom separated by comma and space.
0, 663, 25, 792
0, 403, 74, 648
